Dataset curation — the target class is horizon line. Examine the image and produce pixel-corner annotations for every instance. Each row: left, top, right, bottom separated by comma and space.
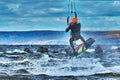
0, 30, 119, 32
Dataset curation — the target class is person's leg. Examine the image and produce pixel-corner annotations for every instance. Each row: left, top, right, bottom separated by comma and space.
79, 35, 89, 48
79, 35, 86, 43
69, 37, 76, 53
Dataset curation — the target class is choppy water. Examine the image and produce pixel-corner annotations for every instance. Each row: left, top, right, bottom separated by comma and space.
0, 45, 120, 80
0, 31, 119, 79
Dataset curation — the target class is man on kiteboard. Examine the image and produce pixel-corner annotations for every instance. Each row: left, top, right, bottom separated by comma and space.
65, 12, 86, 54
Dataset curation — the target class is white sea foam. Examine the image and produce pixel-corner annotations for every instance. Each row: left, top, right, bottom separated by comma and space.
107, 66, 120, 74
6, 50, 13, 53
5, 40, 69, 45
13, 49, 25, 53
6, 49, 25, 54
0, 56, 120, 77
27, 57, 113, 76
86, 49, 95, 52
0, 52, 4, 54
111, 46, 118, 50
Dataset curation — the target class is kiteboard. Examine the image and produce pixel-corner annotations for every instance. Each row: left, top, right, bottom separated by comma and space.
75, 38, 95, 55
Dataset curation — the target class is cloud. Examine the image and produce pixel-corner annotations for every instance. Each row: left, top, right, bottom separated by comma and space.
7, 3, 21, 11
105, 17, 114, 21
33, 10, 46, 14
112, 1, 120, 6
53, 17, 65, 22
49, 8, 64, 12
85, 9, 94, 15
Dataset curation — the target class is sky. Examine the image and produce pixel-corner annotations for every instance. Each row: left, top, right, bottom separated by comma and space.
0, 0, 120, 31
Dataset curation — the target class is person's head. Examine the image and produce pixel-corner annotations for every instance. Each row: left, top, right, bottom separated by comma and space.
72, 17, 78, 23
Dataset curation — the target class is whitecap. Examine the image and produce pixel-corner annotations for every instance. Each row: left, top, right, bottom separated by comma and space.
0, 52, 4, 54
111, 46, 118, 50
86, 49, 95, 52
13, 49, 25, 53
6, 50, 13, 53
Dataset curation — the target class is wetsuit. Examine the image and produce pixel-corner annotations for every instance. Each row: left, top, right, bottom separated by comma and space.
66, 22, 86, 53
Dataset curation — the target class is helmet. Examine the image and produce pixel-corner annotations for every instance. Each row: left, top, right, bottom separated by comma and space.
72, 18, 78, 23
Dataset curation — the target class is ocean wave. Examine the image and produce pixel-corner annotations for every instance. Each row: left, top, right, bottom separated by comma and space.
111, 46, 119, 50
0, 44, 119, 77
27, 58, 103, 76
0, 59, 30, 66
23, 56, 120, 77
6, 49, 25, 54
0, 56, 120, 77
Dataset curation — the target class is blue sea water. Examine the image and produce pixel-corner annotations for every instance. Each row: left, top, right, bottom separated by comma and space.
0, 31, 119, 45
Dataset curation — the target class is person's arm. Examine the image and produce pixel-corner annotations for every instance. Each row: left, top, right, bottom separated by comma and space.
66, 24, 71, 32
74, 12, 77, 18
67, 16, 69, 25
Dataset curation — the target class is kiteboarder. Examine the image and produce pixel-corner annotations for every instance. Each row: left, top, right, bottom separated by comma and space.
65, 12, 86, 54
